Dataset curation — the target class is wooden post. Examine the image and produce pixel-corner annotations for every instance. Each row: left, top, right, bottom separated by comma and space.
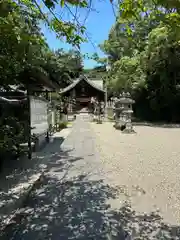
27, 84, 32, 159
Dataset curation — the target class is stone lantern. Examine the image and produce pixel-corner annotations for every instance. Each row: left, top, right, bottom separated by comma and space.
114, 92, 135, 133
113, 95, 124, 127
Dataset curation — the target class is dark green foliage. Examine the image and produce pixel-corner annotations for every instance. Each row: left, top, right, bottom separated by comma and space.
0, 0, 84, 162
0, 102, 28, 165
0, 0, 84, 89
57, 121, 68, 131
99, 1, 180, 123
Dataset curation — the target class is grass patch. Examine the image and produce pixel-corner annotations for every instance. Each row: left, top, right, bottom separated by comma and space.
108, 116, 114, 121
67, 121, 73, 127
56, 121, 68, 131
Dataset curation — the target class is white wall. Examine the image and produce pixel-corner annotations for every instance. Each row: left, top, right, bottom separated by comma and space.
30, 96, 48, 135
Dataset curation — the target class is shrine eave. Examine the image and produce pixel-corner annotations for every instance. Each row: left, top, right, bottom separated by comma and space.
59, 75, 105, 94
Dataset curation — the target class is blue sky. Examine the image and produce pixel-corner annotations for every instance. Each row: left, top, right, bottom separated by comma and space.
41, 1, 116, 69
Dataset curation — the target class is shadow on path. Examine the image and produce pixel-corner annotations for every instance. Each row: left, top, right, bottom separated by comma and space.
1, 136, 180, 240
6, 174, 119, 240
108, 204, 180, 239
0, 136, 76, 226
5, 173, 180, 240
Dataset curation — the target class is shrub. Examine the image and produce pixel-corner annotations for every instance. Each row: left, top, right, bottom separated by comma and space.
57, 121, 68, 131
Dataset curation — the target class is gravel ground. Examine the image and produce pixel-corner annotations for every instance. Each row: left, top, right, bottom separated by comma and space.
4, 114, 129, 240
3, 115, 180, 239
90, 122, 180, 226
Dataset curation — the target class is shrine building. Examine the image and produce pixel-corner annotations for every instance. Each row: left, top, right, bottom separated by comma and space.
60, 75, 105, 110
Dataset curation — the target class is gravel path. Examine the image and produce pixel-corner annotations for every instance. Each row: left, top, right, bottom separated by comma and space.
4, 114, 128, 240
90, 122, 180, 225
4, 115, 180, 239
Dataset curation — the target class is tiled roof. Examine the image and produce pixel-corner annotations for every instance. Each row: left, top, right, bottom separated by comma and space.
60, 75, 105, 94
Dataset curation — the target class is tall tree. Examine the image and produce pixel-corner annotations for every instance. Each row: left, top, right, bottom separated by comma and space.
100, 0, 180, 122
0, 0, 85, 89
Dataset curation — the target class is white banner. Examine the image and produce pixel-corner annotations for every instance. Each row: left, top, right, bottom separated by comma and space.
30, 96, 48, 135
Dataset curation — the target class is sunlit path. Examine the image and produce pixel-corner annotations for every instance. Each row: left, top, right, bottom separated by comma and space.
4, 114, 128, 240
3, 115, 180, 240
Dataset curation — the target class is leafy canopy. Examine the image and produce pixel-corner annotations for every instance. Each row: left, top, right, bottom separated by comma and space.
98, 0, 180, 122
0, 0, 84, 88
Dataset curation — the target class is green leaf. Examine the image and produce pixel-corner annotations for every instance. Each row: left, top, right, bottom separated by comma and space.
80, 26, 86, 34
79, 0, 88, 8
60, 0, 65, 7
44, 0, 55, 9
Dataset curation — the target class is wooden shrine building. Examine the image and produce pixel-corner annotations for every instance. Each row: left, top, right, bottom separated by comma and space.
60, 75, 105, 110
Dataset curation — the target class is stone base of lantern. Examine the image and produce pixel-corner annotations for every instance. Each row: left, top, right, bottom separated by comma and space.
113, 120, 126, 130
114, 121, 136, 133
122, 122, 136, 134
122, 128, 136, 134
96, 114, 102, 124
